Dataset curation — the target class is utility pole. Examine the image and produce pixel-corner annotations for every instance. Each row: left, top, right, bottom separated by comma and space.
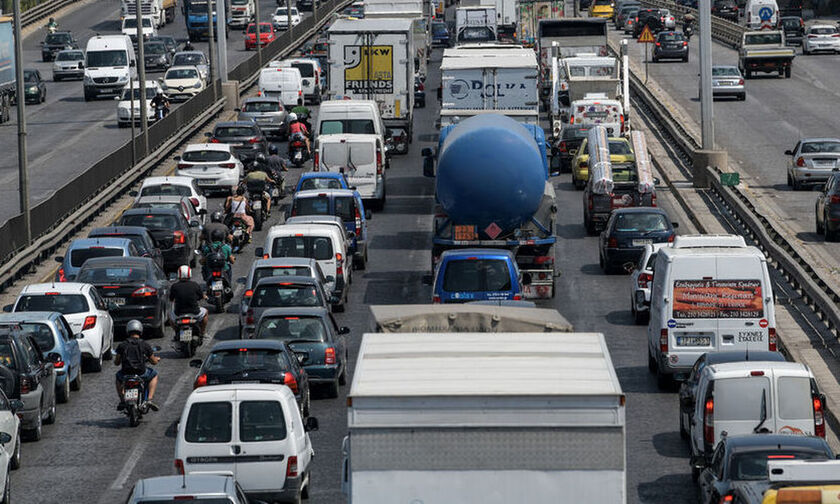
208, 0, 217, 98
217, 0, 228, 81
130, 78, 136, 166
136, 3, 149, 156
13, 0, 29, 245
698, 0, 714, 149
286, 0, 292, 36
254, 0, 261, 66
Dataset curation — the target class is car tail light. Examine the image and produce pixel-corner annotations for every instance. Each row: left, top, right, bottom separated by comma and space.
313, 152, 319, 170
248, 137, 260, 144
655, 42, 660, 46
608, 237, 618, 248
220, 163, 236, 168
807, 34, 817, 38
325, 347, 336, 365
286, 455, 298, 478
432, 294, 441, 303
177, 163, 191, 169
704, 398, 715, 444
355, 207, 362, 230
558, 141, 567, 153
620, 114, 625, 134
53, 358, 64, 369
683, 41, 688, 46
660, 329, 668, 353
738, 78, 745, 85
719, 494, 734, 504
638, 272, 653, 288
194, 373, 207, 389
175, 459, 185, 475
82, 315, 97, 330
796, 157, 805, 167
132, 286, 157, 297
336, 253, 344, 276
57, 268, 67, 282
376, 149, 383, 176
173, 231, 186, 244
587, 193, 594, 210
769, 327, 777, 351
814, 396, 826, 438
246, 309, 254, 325
244, 289, 253, 298
189, 197, 200, 208
20, 376, 32, 395
209, 137, 220, 143
830, 195, 840, 205
283, 372, 299, 394
833, 34, 840, 38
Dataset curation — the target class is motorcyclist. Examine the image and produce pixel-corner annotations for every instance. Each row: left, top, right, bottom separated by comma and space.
46, 17, 58, 32
683, 13, 696, 33
168, 265, 208, 335
200, 229, 235, 284
202, 211, 231, 244
267, 144, 288, 194
150, 90, 170, 120
183, 40, 195, 51
225, 186, 254, 234
287, 112, 311, 156
243, 154, 277, 215
114, 320, 160, 412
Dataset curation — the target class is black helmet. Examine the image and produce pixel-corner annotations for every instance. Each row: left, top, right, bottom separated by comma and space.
255, 153, 267, 164
210, 211, 223, 223
268, 144, 278, 155
211, 229, 226, 242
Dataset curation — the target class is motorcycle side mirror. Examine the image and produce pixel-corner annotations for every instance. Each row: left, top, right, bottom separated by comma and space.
54, 255, 64, 263
304, 416, 319, 432
189, 358, 202, 368
168, 273, 177, 281
0, 432, 11, 445
189, 220, 200, 227
173, 155, 181, 161
338, 326, 350, 335
129, 190, 138, 197
254, 247, 264, 257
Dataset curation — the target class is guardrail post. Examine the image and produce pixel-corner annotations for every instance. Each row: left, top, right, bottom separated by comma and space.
692, 150, 727, 189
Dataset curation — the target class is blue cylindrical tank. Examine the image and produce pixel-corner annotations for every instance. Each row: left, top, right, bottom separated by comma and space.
436, 114, 546, 235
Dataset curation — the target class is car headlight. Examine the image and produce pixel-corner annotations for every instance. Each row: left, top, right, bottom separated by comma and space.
158, 55, 167, 62
193, 82, 202, 88
118, 75, 128, 83
27, 86, 37, 92
83, 74, 92, 84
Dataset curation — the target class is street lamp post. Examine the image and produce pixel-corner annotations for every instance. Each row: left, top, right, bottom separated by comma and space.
12, 0, 29, 245
136, 2, 149, 156
698, 0, 714, 149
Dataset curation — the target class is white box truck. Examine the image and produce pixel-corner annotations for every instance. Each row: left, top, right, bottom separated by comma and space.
363, 0, 430, 79
480, 0, 515, 40
341, 328, 626, 503
455, 6, 497, 44
328, 18, 416, 139
440, 51, 538, 115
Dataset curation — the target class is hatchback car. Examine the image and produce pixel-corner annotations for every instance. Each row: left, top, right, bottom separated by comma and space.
711, 0, 739, 21
253, 307, 349, 398
40, 31, 78, 62
55, 237, 140, 282
621, 7, 640, 33
803, 24, 840, 54
175, 143, 244, 195
710, 65, 745, 101
133, 176, 207, 214
551, 125, 590, 175
0, 389, 21, 471
143, 40, 171, 72
116, 208, 201, 271
786, 137, 840, 190
51, 49, 85, 81
599, 208, 677, 273
190, 339, 311, 417
206, 121, 267, 163
88, 225, 164, 270
272, 6, 301, 30
241, 276, 331, 337
431, 21, 451, 47
245, 22, 276, 50
126, 475, 251, 504
653, 31, 689, 62
815, 171, 840, 241
171, 51, 209, 82
22, 69, 46, 104
295, 172, 351, 192
237, 96, 288, 139
160, 65, 205, 101
133, 195, 204, 227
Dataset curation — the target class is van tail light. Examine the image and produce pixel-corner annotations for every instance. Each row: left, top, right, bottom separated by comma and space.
132, 286, 157, 297
620, 114, 625, 134
313, 152, 319, 170
432, 294, 441, 303
82, 315, 97, 330
177, 163, 192, 169
354, 207, 362, 230
768, 327, 777, 352
173, 231, 186, 244
638, 272, 653, 288
660, 328, 668, 353
248, 137, 260, 144
796, 157, 805, 167
20, 376, 32, 395
58, 268, 67, 282
286, 455, 298, 478
668, 233, 675, 243
336, 253, 344, 276
655, 42, 660, 46
704, 398, 715, 444
607, 237, 618, 248
737, 78, 745, 85
376, 149, 383, 176
325, 347, 336, 365
174, 458, 185, 475
283, 372, 299, 394
813, 396, 826, 438
246, 309, 254, 325
189, 197, 200, 208
194, 373, 207, 389
569, 116, 575, 124
53, 357, 65, 369
719, 494, 734, 504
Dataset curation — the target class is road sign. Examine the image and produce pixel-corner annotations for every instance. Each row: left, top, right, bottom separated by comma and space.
758, 6, 772, 21
637, 25, 655, 43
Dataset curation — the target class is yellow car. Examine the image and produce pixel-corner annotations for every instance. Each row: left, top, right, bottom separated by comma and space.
762, 485, 840, 504
589, 0, 615, 18
571, 136, 635, 189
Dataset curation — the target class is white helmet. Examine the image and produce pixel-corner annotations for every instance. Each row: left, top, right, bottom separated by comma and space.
177, 265, 192, 280
288, 112, 298, 122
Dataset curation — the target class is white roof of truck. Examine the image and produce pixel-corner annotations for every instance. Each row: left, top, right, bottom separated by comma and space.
350, 332, 622, 398
443, 46, 535, 59
441, 53, 537, 70
328, 17, 414, 32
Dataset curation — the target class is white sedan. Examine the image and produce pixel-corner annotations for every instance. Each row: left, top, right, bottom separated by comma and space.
272, 7, 301, 30
160, 65, 206, 102
175, 143, 244, 195
802, 24, 840, 55
12, 283, 115, 372
117, 80, 163, 127
134, 176, 208, 214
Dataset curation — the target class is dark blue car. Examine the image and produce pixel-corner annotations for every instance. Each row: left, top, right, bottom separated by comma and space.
432, 249, 524, 303
432, 21, 451, 47
599, 207, 677, 273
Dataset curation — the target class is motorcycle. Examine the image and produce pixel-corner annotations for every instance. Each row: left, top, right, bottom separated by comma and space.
204, 247, 232, 313
684, 23, 695, 40
116, 345, 160, 427
46, 23, 57, 34
154, 103, 169, 121
230, 217, 249, 252
245, 179, 268, 231
289, 135, 310, 168
174, 314, 203, 357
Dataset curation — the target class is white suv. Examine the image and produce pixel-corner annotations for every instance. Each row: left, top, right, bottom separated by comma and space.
11, 283, 114, 372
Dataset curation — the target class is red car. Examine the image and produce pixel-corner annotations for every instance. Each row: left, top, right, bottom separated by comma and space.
245, 22, 275, 50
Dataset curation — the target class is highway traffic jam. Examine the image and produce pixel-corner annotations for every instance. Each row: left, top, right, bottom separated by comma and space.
0, 0, 839, 501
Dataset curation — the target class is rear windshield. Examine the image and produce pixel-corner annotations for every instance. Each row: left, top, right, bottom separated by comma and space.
299, 178, 343, 191
729, 449, 828, 481
713, 67, 741, 77
781, 18, 801, 28
567, 64, 615, 78
45, 33, 72, 44
658, 32, 684, 42
56, 51, 83, 61
204, 348, 289, 374
256, 316, 327, 342
119, 213, 179, 230
214, 126, 257, 137
166, 68, 198, 79
272, 236, 333, 261
801, 141, 840, 154
134, 202, 180, 211
810, 26, 837, 35
252, 266, 312, 288
77, 266, 148, 284
182, 150, 229, 162
70, 247, 124, 267
17, 323, 54, 353
290, 63, 314, 77
185, 401, 232, 443
319, 119, 375, 135
0, 342, 15, 370
173, 54, 205, 66
246, 23, 273, 33
322, 142, 375, 168
609, 140, 633, 155
243, 101, 282, 112
15, 294, 89, 314
240, 401, 286, 442
714, 376, 771, 421
251, 284, 322, 308
144, 42, 166, 54
744, 33, 782, 45
777, 376, 813, 420
140, 184, 191, 197
442, 259, 512, 292
614, 213, 669, 232
293, 196, 355, 221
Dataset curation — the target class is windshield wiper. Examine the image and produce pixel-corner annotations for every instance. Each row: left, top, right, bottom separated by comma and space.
284, 338, 320, 345
228, 367, 268, 377
753, 388, 768, 433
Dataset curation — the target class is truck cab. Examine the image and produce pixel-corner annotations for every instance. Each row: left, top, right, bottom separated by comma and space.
432, 249, 524, 303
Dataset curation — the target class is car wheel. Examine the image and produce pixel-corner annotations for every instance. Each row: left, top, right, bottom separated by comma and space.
303, 389, 311, 418
56, 376, 70, 404
787, 173, 793, 187
339, 358, 347, 385
301, 473, 310, 499
656, 366, 672, 391
1, 470, 8, 504
70, 366, 82, 391
793, 178, 802, 191
739, 93, 746, 101
25, 413, 41, 442
10, 430, 20, 470
87, 352, 103, 373
634, 307, 649, 325
817, 215, 824, 235
44, 392, 57, 425
679, 411, 688, 440
826, 225, 837, 243
785, 66, 791, 78
325, 379, 339, 398
648, 348, 657, 374
54, 75, 61, 82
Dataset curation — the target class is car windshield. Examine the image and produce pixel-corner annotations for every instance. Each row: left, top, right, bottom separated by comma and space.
87, 50, 127, 67
459, 26, 494, 41
185, 401, 231, 443
240, 400, 287, 442
433, 24, 447, 34
713, 67, 741, 77
182, 150, 229, 162
729, 449, 828, 481
320, 119, 375, 135
15, 294, 89, 314
272, 236, 333, 261
299, 177, 343, 190
564, 128, 590, 140
781, 18, 801, 28
173, 53, 205, 66
119, 213, 179, 230
810, 26, 837, 35
140, 184, 191, 197
442, 258, 513, 292
659, 32, 684, 41
290, 63, 313, 77
123, 18, 153, 28
45, 33, 72, 44
69, 247, 124, 267
614, 213, 669, 232
251, 284, 322, 307
215, 126, 257, 137
23, 71, 38, 82
243, 100, 282, 112
594, 0, 611, 5
189, 2, 209, 12
121, 87, 158, 100
15, 323, 55, 353
256, 316, 327, 342
246, 23, 273, 33
77, 266, 148, 284
56, 51, 83, 61
166, 68, 199, 79
144, 43, 166, 54
802, 141, 840, 153
204, 348, 288, 373
745, 33, 782, 45
252, 266, 312, 287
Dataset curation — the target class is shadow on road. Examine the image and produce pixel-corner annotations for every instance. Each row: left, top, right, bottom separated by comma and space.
651, 431, 691, 459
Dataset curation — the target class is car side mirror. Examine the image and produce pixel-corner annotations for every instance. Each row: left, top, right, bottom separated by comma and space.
54, 256, 64, 263
130, 60, 136, 67
189, 358, 202, 368
254, 247, 264, 257
189, 219, 200, 227
204, 131, 212, 138
128, 190, 138, 197
2, 305, 11, 313
784, 149, 793, 156
304, 416, 319, 432
72, 333, 81, 340
9, 400, 23, 414
623, 262, 637, 274
680, 395, 694, 411
234, 108, 241, 112
0, 432, 11, 445
338, 326, 350, 335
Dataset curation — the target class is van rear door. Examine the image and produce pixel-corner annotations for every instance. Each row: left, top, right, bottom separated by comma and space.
716, 255, 768, 352
180, 396, 236, 477
669, 256, 719, 361
713, 373, 773, 441
234, 392, 293, 494
773, 373, 817, 436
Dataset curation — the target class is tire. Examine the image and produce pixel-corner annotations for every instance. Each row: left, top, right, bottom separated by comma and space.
325, 379, 339, 398
338, 364, 347, 386
128, 406, 140, 427
44, 392, 56, 425
651, 56, 658, 63
745, 70, 752, 79
793, 178, 802, 191
70, 366, 82, 391
787, 173, 793, 187
10, 431, 20, 470
1, 471, 8, 504
302, 389, 310, 418
826, 225, 837, 243
214, 295, 224, 314
118, 122, 127, 128
656, 367, 672, 390
301, 474, 310, 499
254, 211, 263, 232
739, 93, 746, 101
56, 376, 70, 404
785, 66, 791, 78
25, 413, 41, 442
573, 176, 585, 190
649, 350, 657, 374
683, 56, 688, 63
87, 352, 103, 373
634, 307, 649, 325
679, 412, 689, 440
54, 75, 61, 82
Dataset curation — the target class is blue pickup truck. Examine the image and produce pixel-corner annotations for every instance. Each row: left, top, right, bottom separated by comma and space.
432, 249, 526, 303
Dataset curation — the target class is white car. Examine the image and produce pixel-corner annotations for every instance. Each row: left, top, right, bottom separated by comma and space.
52, 49, 85, 81
121, 16, 157, 44
802, 24, 840, 55
0, 390, 20, 473
117, 80, 162, 127
629, 243, 668, 325
175, 143, 244, 195
12, 283, 115, 372
171, 51, 209, 82
661, 8, 675, 29
134, 176, 207, 214
160, 65, 205, 102
272, 6, 301, 30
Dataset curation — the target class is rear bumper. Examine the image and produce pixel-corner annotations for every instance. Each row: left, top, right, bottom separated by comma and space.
654, 48, 688, 58
246, 474, 303, 502
791, 166, 833, 184
305, 363, 340, 382
162, 246, 191, 269
603, 247, 645, 266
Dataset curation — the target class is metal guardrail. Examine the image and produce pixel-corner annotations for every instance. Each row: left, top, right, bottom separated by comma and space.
639, 0, 745, 47
5, 0, 80, 28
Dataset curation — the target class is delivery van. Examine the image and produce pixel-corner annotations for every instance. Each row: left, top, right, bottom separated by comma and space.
83, 35, 137, 100
271, 58, 323, 103
315, 133, 386, 209
258, 66, 303, 107
746, 0, 779, 30
648, 237, 776, 387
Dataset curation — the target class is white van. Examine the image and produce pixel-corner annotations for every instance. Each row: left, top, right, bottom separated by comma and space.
568, 93, 625, 137
648, 236, 776, 386
272, 58, 323, 104
121, 15, 157, 43
745, 0, 779, 30
258, 66, 303, 108
83, 35, 137, 101
315, 134, 386, 209
688, 361, 824, 474
314, 100, 388, 146
257, 224, 352, 310
174, 384, 318, 503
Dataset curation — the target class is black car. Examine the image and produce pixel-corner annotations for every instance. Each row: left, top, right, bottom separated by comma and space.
711, 0, 739, 22
678, 350, 786, 439
76, 257, 171, 337
22, 69, 47, 105
40, 31, 78, 62
815, 172, 840, 242
88, 226, 165, 270
599, 207, 677, 273
116, 208, 201, 271
206, 121, 267, 163
634, 8, 664, 37
149, 35, 178, 55
653, 31, 689, 62
414, 76, 425, 108
551, 126, 590, 175
0, 326, 57, 441
296, 0, 314, 11
698, 434, 834, 504
190, 339, 312, 417
253, 306, 349, 397
780, 16, 805, 46
143, 41, 172, 72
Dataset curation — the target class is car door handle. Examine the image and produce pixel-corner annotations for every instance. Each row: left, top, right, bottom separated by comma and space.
232, 445, 241, 455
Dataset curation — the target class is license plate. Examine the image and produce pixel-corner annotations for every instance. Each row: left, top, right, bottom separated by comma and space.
252, 200, 261, 210
233, 230, 243, 237
124, 388, 139, 400
676, 336, 711, 346
232, 380, 259, 384
257, 118, 272, 123
179, 328, 192, 342
212, 280, 223, 290
294, 152, 302, 160
632, 239, 653, 246
198, 178, 216, 185
112, 297, 126, 306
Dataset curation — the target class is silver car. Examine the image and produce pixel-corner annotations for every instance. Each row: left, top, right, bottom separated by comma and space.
126, 475, 252, 503
171, 50, 209, 82
237, 96, 289, 139
622, 7, 640, 33
52, 49, 85, 81
711, 65, 745, 101
786, 138, 840, 190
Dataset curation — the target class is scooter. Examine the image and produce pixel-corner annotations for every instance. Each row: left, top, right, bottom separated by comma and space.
204, 249, 232, 313
116, 345, 160, 427
245, 179, 267, 231
174, 315, 203, 357
230, 217, 250, 252
684, 23, 695, 40
154, 103, 169, 121
289, 136, 310, 167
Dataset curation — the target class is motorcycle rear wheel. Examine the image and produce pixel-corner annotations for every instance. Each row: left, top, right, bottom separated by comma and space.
128, 406, 140, 427
214, 295, 224, 314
